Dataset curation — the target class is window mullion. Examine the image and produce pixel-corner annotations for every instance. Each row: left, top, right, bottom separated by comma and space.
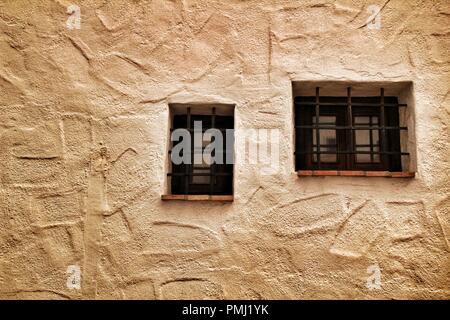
379, 88, 387, 169
209, 108, 216, 195
369, 116, 374, 163
347, 87, 353, 170
315, 87, 321, 169
185, 107, 191, 195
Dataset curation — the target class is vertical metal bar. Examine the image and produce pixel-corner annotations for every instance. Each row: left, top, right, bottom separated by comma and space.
209, 107, 216, 195
347, 87, 353, 168
369, 116, 374, 163
380, 88, 387, 167
315, 87, 321, 169
185, 107, 191, 195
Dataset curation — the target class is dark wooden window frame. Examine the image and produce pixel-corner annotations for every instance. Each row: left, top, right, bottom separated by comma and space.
295, 87, 407, 172
168, 107, 234, 195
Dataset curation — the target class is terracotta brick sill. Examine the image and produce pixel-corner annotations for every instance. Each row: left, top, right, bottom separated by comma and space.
161, 195, 234, 202
297, 170, 415, 178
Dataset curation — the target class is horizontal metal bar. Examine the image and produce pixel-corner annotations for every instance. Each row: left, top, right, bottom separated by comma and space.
313, 144, 338, 147
168, 150, 228, 154
167, 172, 232, 177
297, 170, 416, 178
296, 151, 409, 155
170, 128, 230, 132
354, 144, 380, 147
295, 101, 407, 107
296, 125, 407, 130
312, 146, 382, 150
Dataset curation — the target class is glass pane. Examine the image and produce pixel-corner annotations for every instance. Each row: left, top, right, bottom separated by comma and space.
355, 146, 381, 163
354, 116, 380, 163
193, 138, 211, 183
373, 146, 380, 162
313, 145, 337, 163
312, 116, 337, 163
313, 129, 337, 145
355, 130, 370, 145
194, 139, 212, 165
313, 115, 336, 124
313, 130, 337, 163
355, 116, 370, 124
373, 130, 379, 145
192, 167, 210, 184
356, 147, 370, 163
321, 130, 337, 146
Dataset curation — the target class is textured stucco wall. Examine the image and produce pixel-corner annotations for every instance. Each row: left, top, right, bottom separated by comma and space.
0, 0, 449, 299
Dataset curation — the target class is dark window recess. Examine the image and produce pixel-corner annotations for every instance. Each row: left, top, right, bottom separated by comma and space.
295, 87, 408, 171
168, 108, 234, 195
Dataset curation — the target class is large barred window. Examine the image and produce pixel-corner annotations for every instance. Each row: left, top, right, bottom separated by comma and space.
295, 86, 413, 174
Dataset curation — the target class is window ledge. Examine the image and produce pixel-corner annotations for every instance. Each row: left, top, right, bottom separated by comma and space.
161, 195, 234, 202
297, 170, 415, 178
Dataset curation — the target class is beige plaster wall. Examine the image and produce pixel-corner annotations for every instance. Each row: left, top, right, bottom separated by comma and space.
0, 0, 449, 299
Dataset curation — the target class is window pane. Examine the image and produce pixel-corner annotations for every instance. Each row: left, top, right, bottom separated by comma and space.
356, 147, 370, 162
314, 115, 336, 124
312, 116, 337, 163
355, 129, 370, 145
373, 146, 380, 162
192, 167, 210, 184
313, 132, 337, 162
373, 129, 379, 145
355, 146, 380, 163
354, 116, 380, 163
312, 129, 337, 145
192, 139, 211, 184
313, 145, 337, 162
355, 116, 370, 124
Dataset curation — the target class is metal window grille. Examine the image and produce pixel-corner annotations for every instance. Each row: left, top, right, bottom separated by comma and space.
295, 87, 408, 171
168, 107, 234, 195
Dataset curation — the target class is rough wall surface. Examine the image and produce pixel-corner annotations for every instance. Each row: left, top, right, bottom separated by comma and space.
0, 0, 449, 299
